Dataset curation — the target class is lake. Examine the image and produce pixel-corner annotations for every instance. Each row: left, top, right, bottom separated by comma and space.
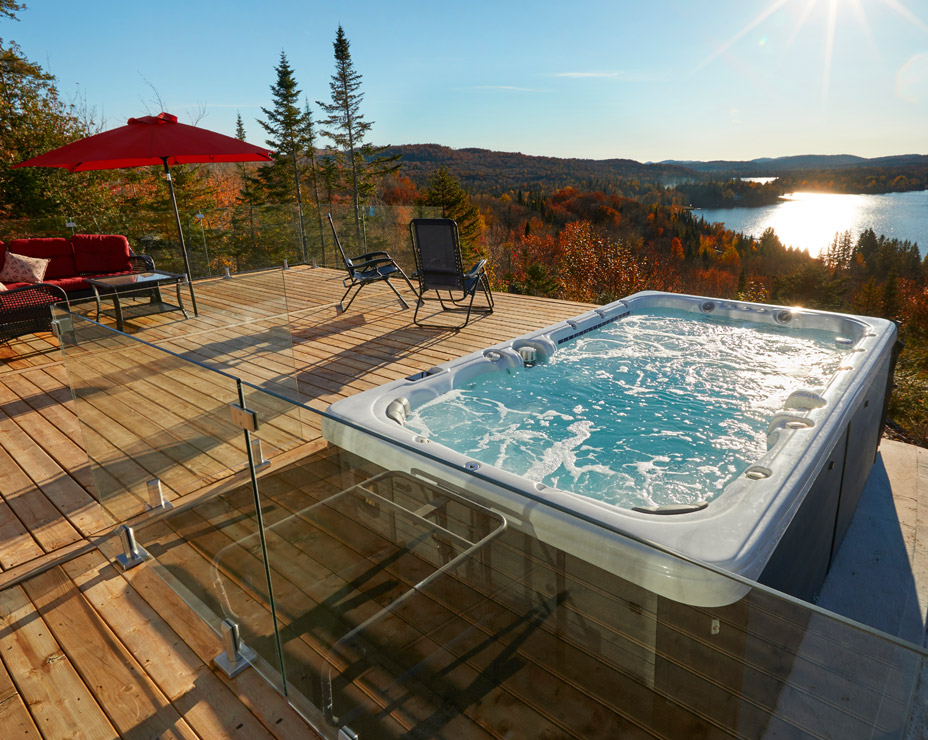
695, 190, 928, 258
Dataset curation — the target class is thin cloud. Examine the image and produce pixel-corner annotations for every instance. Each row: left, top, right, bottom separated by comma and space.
467, 85, 549, 93
553, 70, 669, 82
172, 103, 264, 109
555, 71, 625, 78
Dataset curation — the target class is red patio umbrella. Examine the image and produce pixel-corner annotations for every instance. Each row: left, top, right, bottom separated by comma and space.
15, 112, 274, 316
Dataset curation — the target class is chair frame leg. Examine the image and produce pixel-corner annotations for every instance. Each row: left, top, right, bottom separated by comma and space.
383, 277, 411, 309
413, 276, 494, 331
339, 270, 418, 313
339, 281, 362, 312
397, 269, 420, 302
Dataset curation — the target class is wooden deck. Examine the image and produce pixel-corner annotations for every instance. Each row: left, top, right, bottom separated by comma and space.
0, 266, 923, 739
0, 266, 592, 576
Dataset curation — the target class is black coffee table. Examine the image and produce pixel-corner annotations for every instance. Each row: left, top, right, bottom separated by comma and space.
86, 271, 189, 332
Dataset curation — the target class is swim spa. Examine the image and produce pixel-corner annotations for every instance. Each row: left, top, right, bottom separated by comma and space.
322, 291, 899, 605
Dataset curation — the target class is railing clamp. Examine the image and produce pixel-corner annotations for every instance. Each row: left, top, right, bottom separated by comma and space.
229, 404, 258, 432
146, 478, 173, 511
250, 438, 270, 468
213, 618, 256, 678
51, 316, 73, 338
115, 525, 148, 570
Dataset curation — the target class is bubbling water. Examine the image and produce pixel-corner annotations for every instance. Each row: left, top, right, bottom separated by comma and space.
405, 309, 849, 509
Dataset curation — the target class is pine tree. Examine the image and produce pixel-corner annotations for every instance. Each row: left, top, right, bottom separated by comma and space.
421, 167, 484, 264
257, 51, 309, 260
317, 25, 399, 246
233, 112, 262, 254
319, 156, 340, 204
301, 100, 327, 264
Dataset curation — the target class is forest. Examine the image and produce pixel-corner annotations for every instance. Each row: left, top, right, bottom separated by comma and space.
1, 6, 926, 446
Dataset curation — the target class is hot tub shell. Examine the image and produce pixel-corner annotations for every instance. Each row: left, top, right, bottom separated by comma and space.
322, 291, 899, 606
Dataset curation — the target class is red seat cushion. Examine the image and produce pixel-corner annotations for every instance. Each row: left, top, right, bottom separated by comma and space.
47, 276, 93, 293
8, 238, 76, 280
72, 234, 132, 274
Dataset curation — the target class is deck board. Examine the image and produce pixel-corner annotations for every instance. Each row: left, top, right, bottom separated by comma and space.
0, 581, 121, 739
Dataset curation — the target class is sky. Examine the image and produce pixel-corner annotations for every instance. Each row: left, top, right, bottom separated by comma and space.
6, 0, 928, 162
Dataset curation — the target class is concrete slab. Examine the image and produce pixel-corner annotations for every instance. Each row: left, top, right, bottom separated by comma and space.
817, 440, 927, 644
812, 440, 928, 740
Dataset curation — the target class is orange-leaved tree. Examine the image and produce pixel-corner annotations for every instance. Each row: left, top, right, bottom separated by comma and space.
558, 220, 646, 303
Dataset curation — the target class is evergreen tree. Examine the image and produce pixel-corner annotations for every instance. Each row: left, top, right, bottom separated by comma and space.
257, 51, 309, 260
301, 100, 327, 264
882, 268, 900, 319
319, 156, 340, 204
854, 228, 880, 273
233, 112, 261, 254
317, 25, 399, 246
421, 167, 484, 264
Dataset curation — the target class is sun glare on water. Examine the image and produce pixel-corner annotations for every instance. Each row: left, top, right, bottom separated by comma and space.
765, 192, 861, 256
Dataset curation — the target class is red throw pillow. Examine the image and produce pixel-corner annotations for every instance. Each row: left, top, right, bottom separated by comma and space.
8, 237, 76, 280
0, 241, 5, 272
72, 234, 131, 274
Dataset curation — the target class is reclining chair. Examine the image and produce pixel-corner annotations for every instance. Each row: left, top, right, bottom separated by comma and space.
409, 218, 494, 330
328, 213, 417, 312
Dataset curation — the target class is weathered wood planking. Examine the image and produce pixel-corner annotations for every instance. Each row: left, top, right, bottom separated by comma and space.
0, 266, 592, 575
0, 547, 318, 739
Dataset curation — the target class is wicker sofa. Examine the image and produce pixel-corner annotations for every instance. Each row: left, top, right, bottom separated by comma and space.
0, 234, 155, 344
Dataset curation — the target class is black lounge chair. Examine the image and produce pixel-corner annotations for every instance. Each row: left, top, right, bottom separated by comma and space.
409, 218, 494, 330
327, 213, 417, 312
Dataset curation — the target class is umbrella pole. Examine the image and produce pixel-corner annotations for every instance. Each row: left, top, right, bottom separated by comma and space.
162, 158, 199, 317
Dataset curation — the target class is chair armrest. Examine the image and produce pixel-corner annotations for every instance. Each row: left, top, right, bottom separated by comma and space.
0, 282, 69, 306
129, 254, 156, 272
0, 282, 69, 344
463, 259, 488, 277
353, 251, 392, 262
352, 255, 397, 271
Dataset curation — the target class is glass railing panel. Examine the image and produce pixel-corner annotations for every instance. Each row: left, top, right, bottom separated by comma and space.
181, 267, 291, 325
0, 204, 442, 278
55, 315, 294, 695
55, 311, 250, 521
48, 282, 927, 739
325, 204, 441, 275
132, 462, 290, 695
153, 268, 303, 403
241, 383, 317, 465
304, 407, 927, 740
187, 434, 507, 737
